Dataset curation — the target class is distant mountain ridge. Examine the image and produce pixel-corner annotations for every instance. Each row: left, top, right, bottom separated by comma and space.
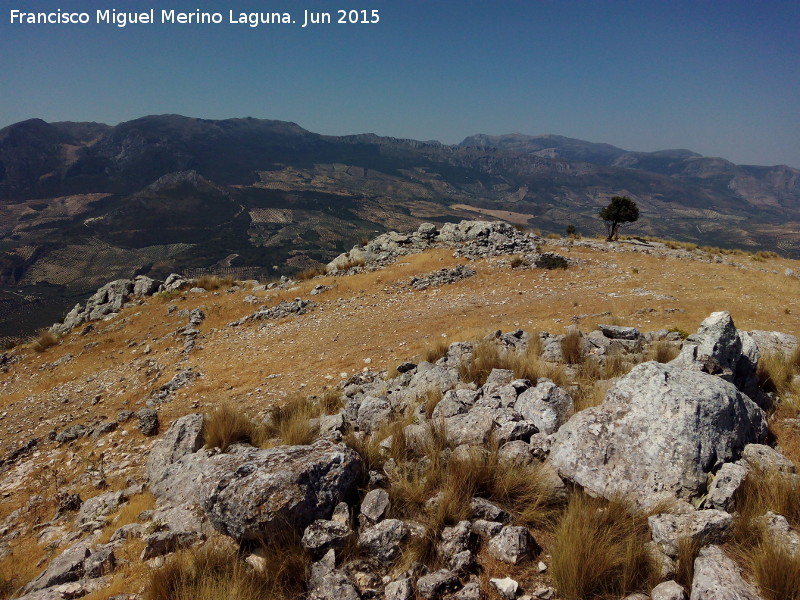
1, 114, 799, 341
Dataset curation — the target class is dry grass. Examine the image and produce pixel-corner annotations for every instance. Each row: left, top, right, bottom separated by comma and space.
551, 493, 656, 600
98, 491, 156, 544
648, 340, 680, 363
423, 388, 444, 420
509, 255, 525, 268
560, 330, 584, 365
264, 396, 320, 446
203, 403, 269, 452
674, 535, 702, 590
316, 388, 344, 415
295, 265, 327, 281
459, 338, 565, 388
732, 468, 800, 541
422, 337, 451, 364
602, 352, 628, 378
145, 535, 308, 600
757, 350, 797, 395
573, 379, 612, 412
194, 275, 235, 291
665, 240, 699, 251
397, 445, 565, 569
32, 329, 58, 353
751, 538, 800, 600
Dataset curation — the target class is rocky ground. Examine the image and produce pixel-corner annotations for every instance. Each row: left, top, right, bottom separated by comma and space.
0, 221, 799, 600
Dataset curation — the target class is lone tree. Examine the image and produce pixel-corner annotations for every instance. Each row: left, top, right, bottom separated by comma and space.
599, 196, 639, 241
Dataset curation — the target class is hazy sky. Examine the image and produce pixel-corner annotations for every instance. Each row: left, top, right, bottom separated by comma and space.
2, 0, 798, 167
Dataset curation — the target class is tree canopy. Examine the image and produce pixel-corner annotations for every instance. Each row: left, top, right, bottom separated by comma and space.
599, 196, 639, 241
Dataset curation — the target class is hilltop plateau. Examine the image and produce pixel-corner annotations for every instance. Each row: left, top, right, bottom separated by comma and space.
0, 222, 799, 600
2, 115, 800, 342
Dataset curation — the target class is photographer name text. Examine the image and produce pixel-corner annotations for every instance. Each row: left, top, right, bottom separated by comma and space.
9, 8, 380, 28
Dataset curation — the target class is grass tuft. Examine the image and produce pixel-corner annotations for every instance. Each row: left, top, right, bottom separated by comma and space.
551, 493, 656, 600
194, 275, 235, 291
674, 535, 702, 590
422, 337, 450, 364
752, 538, 800, 600
757, 350, 796, 395
648, 340, 679, 363
32, 329, 58, 353
145, 534, 308, 600
264, 396, 319, 446
560, 329, 584, 365
203, 403, 268, 452
295, 266, 327, 281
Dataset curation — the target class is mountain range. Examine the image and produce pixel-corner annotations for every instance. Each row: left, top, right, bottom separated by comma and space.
1, 114, 799, 340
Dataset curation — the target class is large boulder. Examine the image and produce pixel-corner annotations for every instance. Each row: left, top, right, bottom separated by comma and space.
199, 440, 362, 543
548, 361, 767, 508
146, 413, 205, 496
670, 312, 761, 402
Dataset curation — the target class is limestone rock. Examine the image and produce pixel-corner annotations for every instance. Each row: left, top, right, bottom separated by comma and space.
302, 519, 352, 558
704, 463, 748, 511
689, 545, 762, 600
357, 519, 408, 564
739, 443, 795, 473
670, 311, 759, 399
648, 510, 733, 557
514, 379, 573, 434
549, 362, 767, 508
416, 569, 460, 599
200, 440, 362, 542
360, 488, 390, 524
490, 577, 518, 600
146, 413, 205, 490
75, 491, 125, 529
651, 580, 687, 600
487, 525, 538, 564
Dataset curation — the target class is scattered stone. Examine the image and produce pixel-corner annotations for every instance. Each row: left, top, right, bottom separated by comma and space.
487, 525, 538, 564
651, 580, 687, 600
360, 488, 390, 523
416, 569, 460, 599
357, 519, 409, 564
141, 530, 202, 560
739, 443, 795, 473
411, 265, 476, 290
598, 324, 642, 340
136, 408, 159, 436
302, 519, 352, 558
385, 578, 415, 600
228, 298, 313, 327
55, 424, 87, 444
703, 463, 748, 511
307, 550, 361, 600
490, 577, 518, 600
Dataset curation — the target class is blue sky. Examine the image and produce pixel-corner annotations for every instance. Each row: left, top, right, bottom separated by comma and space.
1, 0, 799, 167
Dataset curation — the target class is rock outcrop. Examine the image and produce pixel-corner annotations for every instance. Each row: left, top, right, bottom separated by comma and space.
549, 361, 767, 507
